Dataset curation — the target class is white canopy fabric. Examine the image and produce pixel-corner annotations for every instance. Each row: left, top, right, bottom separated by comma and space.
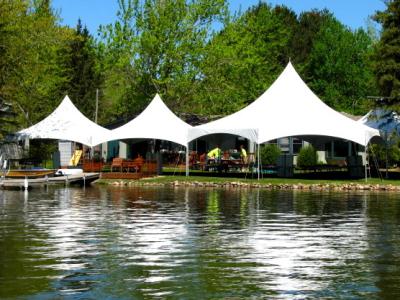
18, 96, 110, 147
359, 109, 400, 137
106, 94, 192, 147
189, 62, 380, 146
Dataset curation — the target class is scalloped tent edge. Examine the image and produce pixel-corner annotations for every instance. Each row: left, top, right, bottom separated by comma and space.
188, 62, 380, 147
18, 95, 110, 147
103, 94, 192, 147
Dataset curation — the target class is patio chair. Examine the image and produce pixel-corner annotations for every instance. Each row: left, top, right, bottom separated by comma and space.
111, 158, 124, 172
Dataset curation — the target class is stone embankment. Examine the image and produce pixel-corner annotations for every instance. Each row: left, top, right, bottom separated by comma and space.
104, 180, 400, 192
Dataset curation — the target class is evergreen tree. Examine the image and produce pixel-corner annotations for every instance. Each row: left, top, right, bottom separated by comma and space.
290, 9, 332, 65
61, 19, 103, 120
373, 0, 400, 105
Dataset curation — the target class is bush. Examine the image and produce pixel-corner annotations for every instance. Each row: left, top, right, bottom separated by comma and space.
28, 140, 57, 164
369, 143, 400, 168
260, 144, 281, 165
297, 145, 317, 167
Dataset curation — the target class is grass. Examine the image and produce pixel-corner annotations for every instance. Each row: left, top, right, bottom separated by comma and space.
97, 175, 400, 187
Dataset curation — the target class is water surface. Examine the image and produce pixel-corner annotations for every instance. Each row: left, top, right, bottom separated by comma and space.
1, 186, 400, 299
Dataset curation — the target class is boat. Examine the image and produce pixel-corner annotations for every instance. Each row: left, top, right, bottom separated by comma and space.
5, 169, 56, 178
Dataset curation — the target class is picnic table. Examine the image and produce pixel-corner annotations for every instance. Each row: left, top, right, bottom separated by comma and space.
206, 158, 245, 172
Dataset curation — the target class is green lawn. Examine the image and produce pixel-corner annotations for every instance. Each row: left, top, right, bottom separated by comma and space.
98, 175, 400, 187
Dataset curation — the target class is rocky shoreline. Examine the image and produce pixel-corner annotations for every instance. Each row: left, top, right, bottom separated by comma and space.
99, 179, 400, 192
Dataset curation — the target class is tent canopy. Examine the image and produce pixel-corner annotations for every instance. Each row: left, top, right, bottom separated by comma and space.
106, 94, 192, 147
359, 109, 400, 137
18, 95, 110, 147
189, 62, 380, 146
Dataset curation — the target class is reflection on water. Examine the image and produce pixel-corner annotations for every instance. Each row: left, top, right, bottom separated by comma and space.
1, 186, 400, 299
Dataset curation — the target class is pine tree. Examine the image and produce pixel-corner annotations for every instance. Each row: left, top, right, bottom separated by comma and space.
62, 19, 103, 120
373, 0, 400, 104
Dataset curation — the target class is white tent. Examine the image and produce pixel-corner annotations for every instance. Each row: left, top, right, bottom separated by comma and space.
189, 62, 380, 146
359, 109, 400, 137
106, 94, 192, 147
18, 95, 110, 147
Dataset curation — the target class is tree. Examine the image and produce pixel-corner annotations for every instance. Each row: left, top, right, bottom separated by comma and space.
0, 0, 74, 129
195, 3, 291, 115
289, 9, 332, 65
297, 145, 318, 167
60, 19, 103, 120
373, 0, 400, 105
100, 0, 228, 120
304, 17, 377, 113
0, 99, 16, 140
260, 144, 281, 165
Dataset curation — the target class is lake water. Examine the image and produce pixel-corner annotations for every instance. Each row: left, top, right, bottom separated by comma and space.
1, 186, 400, 299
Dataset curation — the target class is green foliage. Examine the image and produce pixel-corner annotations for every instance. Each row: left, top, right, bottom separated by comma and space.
196, 3, 291, 114
28, 140, 57, 163
304, 16, 377, 114
0, 0, 75, 129
0, 101, 16, 139
0, 0, 389, 142
297, 145, 318, 167
372, 0, 400, 106
369, 142, 400, 168
260, 144, 281, 165
99, 0, 228, 119
289, 9, 332, 65
60, 19, 104, 120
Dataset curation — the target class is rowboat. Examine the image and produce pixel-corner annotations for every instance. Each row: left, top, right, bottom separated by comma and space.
5, 169, 56, 178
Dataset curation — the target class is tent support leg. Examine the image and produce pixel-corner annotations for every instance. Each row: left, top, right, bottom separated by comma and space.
364, 136, 368, 183
257, 143, 260, 180
185, 144, 189, 177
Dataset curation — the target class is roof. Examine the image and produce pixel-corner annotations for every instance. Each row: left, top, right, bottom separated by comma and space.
18, 96, 110, 147
105, 94, 192, 146
359, 109, 400, 136
189, 62, 380, 146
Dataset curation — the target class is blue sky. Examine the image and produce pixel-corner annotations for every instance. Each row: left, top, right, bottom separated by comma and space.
52, 0, 386, 35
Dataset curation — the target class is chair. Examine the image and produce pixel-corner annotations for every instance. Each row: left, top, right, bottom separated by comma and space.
133, 156, 144, 172
198, 153, 206, 171
189, 151, 198, 168
111, 158, 124, 172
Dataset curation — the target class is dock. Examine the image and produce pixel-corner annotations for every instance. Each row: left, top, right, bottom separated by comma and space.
0, 173, 100, 190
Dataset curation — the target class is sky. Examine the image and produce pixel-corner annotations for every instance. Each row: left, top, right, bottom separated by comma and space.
51, 0, 386, 36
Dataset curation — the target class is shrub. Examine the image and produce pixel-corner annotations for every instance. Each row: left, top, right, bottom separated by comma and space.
369, 143, 400, 168
260, 144, 281, 165
297, 145, 317, 167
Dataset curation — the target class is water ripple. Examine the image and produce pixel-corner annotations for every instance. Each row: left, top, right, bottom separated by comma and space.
1, 187, 400, 298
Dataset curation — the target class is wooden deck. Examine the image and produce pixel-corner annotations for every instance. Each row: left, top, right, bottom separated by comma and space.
100, 172, 144, 180
0, 173, 100, 190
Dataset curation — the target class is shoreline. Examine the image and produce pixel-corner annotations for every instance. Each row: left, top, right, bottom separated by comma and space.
95, 176, 400, 192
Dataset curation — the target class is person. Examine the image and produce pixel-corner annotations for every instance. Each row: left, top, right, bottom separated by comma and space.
207, 145, 222, 172
240, 144, 248, 163
207, 145, 221, 160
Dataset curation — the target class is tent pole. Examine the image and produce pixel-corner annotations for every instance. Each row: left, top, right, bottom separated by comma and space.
364, 135, 367, 183
185, 143, 189, 177
257, 143, 260, 180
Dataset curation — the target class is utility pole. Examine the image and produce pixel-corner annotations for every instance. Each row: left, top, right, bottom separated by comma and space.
95, 88, 99, 124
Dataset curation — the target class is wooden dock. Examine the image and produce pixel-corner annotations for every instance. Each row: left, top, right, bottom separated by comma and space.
0, 173, 100, 190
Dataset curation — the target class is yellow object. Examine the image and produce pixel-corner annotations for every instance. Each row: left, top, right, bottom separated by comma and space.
207, 147, 221, 159
69, 150, 83, 166
241, 147, 247, 158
